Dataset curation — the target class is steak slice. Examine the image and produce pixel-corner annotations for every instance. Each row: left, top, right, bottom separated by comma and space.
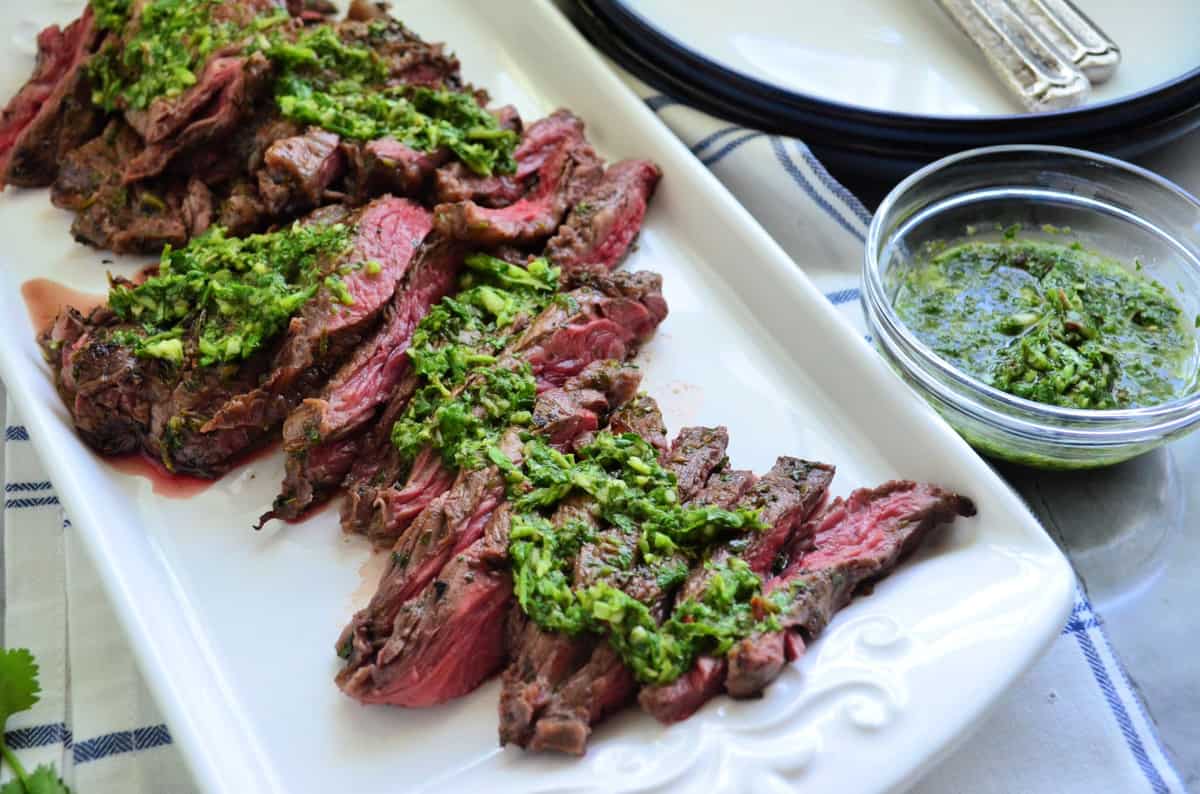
336, 17, 465, 91
336, 361, 642, 706
257, 128, 346, 215
362, 270, 668, 544
723, 482, 976, 698
604, 393, 668, 454
123, 0, 282, 144
338, 504, 516, 707
521, 270, 668, 390
499, 396, 675, 749
40, 307, 168, 456
0, 7, 102, 188
343, 138, 450, 204
268, 238, 466, 522
339, 371, 423, 534
432, 110, 603, 246
52, 121, 189, 254
431, 161, 523, 208
680, 459, 836, 598
545, 159, 662, 279
123, 53, 275, 184
180, 178, 215, 237
638, 457, 835, 724
140, 197, 432, 477
512, 423, 732, 755
196, 197, 432, 439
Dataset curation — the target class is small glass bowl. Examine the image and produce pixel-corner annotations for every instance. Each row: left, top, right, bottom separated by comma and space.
862, 145, 1200, 470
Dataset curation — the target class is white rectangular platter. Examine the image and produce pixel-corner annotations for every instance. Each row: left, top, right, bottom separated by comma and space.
0, 2, 1074, 792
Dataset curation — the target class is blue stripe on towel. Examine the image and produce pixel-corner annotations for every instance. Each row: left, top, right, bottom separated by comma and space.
825, 288, 861, 306
769, 137, 866, 244
5, 722, 70, 751
1071, 594, 1170, 794
5, 496, 60, 509
5, 481, 53, 493
73, 724, 173, 764
700, 131, 765, 166
5, 426, 29, 441
689, 125, 745, 156
790, 139, 872, 226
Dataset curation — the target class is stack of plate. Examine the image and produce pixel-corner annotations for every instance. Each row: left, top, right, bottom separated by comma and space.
572, 0, 1200, 203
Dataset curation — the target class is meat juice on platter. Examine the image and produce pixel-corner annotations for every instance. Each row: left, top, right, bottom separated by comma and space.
21, 278, 104, 335
1, 0, 977, 756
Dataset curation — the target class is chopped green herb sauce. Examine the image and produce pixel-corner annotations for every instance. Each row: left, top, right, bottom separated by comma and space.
893, 239, 1197, 409
389, 255, 559, 471
89, 0, 287, 111
384, 256, 784, 685
91, 0, 131, 32
87, 1, 517, 174
506, 432, 777, 685
267, 24, 516, 175
108, 221, 352, 366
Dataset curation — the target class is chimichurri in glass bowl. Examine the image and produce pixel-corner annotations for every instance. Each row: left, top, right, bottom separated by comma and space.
893, 237, 1198, 411
863, 146, 1200, 470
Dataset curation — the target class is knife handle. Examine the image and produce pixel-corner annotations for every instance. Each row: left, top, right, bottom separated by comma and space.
1007, 0, 1121, 83
936, 0, 1091, 112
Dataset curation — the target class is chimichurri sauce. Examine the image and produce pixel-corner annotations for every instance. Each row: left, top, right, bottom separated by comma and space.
893, 239, 1198, 410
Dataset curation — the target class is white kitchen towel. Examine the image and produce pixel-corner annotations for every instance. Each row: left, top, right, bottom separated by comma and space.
2, 414, 196, 793
0, 79, 1188, 794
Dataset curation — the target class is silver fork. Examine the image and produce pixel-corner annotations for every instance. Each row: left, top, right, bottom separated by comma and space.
935, 0, 1120, 112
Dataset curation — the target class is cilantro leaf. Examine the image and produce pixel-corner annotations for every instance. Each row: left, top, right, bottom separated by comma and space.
0, 649, 39, 726
0, 648, 69, 793
22, 764, 71, 794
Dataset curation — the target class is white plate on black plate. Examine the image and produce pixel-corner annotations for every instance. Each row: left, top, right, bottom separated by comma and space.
576, 0, 1200, 181
615, 0, 1200, 117
0, 1, 1073, 792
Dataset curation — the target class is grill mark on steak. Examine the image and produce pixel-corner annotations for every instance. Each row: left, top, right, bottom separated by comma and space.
638, 457, 835, 724
267, 238, 467, 523
40, 307, 164, 456
336, 361, 643, 706
336, 17, 465, 92
545, 159, 662, 279
358, 270, 669, 545
0, 7, 103, 189
432, 110, 603, 246
513, 423, 731, 755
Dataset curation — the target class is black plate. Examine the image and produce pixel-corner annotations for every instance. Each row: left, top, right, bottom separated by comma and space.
572, 0, 1200, 204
